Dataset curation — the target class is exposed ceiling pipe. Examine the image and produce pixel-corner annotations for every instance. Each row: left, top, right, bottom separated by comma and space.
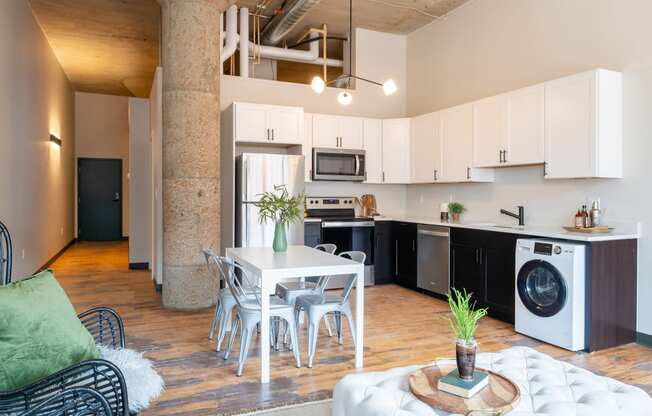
250, 32, 343, 67
260, 0, 322, 45
220, 5, 238, 64
239, 7, 249, 78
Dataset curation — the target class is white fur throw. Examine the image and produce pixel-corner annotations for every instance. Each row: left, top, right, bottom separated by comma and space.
99, 346, 165, 413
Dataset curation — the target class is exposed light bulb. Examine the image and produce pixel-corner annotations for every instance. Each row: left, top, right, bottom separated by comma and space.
383, 79, 397, 96
311, 76, 325, 94
337, 90, 353, 106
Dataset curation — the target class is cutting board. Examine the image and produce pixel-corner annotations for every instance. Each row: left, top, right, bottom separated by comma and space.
563, 226, 613, 233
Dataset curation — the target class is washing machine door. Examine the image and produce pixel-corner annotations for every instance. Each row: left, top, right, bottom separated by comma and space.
517, 260, 567, 317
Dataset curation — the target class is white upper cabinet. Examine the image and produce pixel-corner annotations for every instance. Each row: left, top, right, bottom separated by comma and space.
312, 114, 363, 149
442, 103, 494, 183
381, 118, 411, 184
473, 94, 508, 168
473, 84, 544, 168
303, 113, 313, 182
411, 112, 442, 183
363, 118, 383, 184
544, 69, 622, 179
234, 102, 303, 145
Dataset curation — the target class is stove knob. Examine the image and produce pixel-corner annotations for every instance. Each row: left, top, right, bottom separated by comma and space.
553, 245, 562, 255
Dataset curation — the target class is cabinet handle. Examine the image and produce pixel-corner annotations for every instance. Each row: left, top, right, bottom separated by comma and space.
475, 248, 478, 263
467, 167, 471, 180
478, 248, 483, 265
543, 161, 548, 176
271, 129, 275, 141
382, 171, 386, 182
434, 169, 437, 181
412, 240, 415, 252
499, 150, 503, 163
395, 240, 399, 275
266, 128, 270, 140
503, 149, 507, 163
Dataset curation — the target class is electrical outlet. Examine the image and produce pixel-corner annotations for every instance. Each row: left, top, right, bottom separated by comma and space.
21, 249, 25, 260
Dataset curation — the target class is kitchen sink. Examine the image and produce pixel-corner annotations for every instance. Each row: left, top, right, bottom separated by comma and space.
469, 222, 525, 230
493, 224, 526, 230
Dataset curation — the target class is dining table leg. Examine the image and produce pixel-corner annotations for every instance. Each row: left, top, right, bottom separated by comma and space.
354, 264, 364, 369
260, 272, 271, 383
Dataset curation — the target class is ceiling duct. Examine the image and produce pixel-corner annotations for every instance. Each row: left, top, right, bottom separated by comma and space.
260, 0, 322, 45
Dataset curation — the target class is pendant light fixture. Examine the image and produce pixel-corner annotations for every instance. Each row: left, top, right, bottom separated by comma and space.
311, 0, 397, 104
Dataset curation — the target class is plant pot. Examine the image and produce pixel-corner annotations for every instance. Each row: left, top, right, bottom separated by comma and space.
272, 222, 288, 252
455, 339, 477, 380
451, 212, 461, 223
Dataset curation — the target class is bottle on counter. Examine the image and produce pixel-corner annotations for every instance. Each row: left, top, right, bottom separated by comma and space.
575, 209, 584, 228
582, 205, 592, 228
590, 200, 601, 227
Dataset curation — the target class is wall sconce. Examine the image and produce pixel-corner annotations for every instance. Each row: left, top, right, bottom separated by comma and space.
49, 134, 61, 146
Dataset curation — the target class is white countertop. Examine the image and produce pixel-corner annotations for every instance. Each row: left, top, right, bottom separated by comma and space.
371, 216, 639, 242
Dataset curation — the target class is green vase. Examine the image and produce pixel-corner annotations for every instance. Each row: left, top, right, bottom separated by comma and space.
272, 222, 288, 252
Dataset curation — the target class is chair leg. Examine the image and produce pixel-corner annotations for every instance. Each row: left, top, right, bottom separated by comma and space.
209, 300, 222, 340
334, 312, 343, 345
324, 314, 333, 337
224, 315, 240, 360
307, 316, 321, 368
287, 316, 301, 368
344, 310, 356, 348
237, 324, 255, 377
216, 303, 234, 352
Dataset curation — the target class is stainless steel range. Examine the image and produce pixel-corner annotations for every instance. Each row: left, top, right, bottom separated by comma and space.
305, 197, 375, 288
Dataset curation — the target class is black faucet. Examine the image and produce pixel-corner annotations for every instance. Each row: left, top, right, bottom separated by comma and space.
500, 206, 525, 226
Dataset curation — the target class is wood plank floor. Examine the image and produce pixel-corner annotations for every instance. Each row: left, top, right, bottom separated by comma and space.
51, 241, 652, 416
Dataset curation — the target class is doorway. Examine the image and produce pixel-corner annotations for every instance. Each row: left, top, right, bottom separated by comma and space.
77, 158, 123, 241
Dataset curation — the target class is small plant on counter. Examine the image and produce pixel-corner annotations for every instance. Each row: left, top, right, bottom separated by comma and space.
255, 185, 304, 252
448, 202, 466, 222
447, 288, 488, 380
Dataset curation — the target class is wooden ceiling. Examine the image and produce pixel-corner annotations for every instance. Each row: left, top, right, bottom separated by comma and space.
27, 0, 469, 97
28, 0, 160, 97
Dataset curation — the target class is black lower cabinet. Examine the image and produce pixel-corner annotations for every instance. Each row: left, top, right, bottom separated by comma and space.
450, 228, 517, 323
304, 222, 321, 247
392, 222, 417, 290
374, 221, 393, 284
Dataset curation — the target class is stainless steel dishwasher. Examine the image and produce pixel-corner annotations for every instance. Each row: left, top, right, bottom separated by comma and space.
417, 225, 450, 295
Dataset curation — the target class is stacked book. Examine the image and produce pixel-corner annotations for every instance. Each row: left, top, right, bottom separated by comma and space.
437, 369, 489, 398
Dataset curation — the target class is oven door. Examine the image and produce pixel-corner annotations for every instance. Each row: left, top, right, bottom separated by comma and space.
312, 148, 365, 181
321, 221, 375, 288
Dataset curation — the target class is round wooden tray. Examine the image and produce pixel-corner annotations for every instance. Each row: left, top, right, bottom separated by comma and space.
408, 363, 520, 415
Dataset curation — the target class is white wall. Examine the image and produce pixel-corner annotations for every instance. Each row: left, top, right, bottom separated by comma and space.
406, 0, 652, 336
221, 28, 407, 118
128, 98, 151, 265
0, 0, 75, 279
75, 92, 130, 237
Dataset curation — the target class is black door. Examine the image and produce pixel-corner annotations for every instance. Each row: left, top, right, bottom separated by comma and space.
393, 222, 417, 289
451, 243, 485, 306
374, 221, 393, 284
78, 158, 122, 241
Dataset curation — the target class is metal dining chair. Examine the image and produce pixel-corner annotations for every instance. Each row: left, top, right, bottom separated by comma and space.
203, 249, 237, 351
220, 256, 301, 376
0, 221, 12, 286
294, 250, 366, 368
274, 243, 337, 345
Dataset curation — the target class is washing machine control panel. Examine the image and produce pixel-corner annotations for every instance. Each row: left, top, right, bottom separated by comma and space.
533, 242, 553, 255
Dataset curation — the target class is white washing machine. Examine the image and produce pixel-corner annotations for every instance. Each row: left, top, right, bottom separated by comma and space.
515, 239, 586, 351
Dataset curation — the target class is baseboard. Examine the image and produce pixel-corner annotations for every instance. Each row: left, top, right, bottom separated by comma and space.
38, 238, 76, 272
636, 332, 652, 348
129, 262, 149, 270
153, 279, 162, 293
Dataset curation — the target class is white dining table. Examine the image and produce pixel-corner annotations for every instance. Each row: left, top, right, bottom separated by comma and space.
225, 245, 365, 383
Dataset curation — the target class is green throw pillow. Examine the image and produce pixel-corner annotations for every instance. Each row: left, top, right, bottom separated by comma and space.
0, 269, 100, 391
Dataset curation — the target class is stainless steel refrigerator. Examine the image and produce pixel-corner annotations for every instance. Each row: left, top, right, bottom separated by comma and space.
235, 153, 305, 248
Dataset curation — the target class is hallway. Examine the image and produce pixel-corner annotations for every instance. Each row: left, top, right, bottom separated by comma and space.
52, 241, 652, 415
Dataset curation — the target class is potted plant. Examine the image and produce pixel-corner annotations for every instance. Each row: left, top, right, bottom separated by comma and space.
448, 202, 466, 223
255, 185, 304, 252
447, 288, 488, 380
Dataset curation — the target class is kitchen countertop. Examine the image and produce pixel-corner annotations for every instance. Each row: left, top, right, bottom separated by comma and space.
304, 216, 639, 242
371, 216, 640, 242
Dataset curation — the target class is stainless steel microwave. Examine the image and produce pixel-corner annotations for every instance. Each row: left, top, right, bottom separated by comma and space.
312, 148, 366, 181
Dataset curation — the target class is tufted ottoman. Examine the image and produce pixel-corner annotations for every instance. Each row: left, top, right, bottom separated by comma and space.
332, 347, 652, 416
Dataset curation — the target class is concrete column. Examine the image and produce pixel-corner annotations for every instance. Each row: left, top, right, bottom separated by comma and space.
160, 0, 227, 309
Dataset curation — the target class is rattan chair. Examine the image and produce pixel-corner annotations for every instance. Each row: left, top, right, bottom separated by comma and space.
0, 221, 131, 416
